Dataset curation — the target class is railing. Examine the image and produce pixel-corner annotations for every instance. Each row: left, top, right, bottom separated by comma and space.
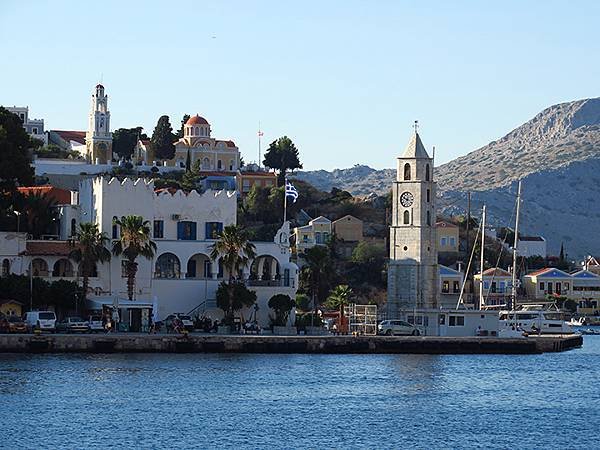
247, 279, 282, 287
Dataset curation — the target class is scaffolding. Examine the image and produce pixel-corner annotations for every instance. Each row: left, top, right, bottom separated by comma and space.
345, 303, 378, 336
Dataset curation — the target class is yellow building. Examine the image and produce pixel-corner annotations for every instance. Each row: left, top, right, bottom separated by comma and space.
473, 268, 512, 307
522, 268, 572, 299
293, 216, 332, 253
436, 221, 459, 254
0, 300, 23, 317
332, 215, 364, 258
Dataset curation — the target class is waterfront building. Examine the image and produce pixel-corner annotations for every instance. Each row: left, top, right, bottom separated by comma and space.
570, 270, 600, 315
473, 268, 513, 307
293, 216, 332, 254
522, 267, 572, 299
387, 130, 438, 315
439, 264, 464, 308
5, 106, 46, 143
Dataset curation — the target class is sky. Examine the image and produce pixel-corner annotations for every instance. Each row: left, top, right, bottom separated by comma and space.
1, 1, 599, 170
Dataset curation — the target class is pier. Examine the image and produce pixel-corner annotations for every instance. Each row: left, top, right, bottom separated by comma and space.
0, 333, 583, 354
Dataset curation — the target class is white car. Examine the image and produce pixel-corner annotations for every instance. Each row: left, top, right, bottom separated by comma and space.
378, 320, 421, 336
23, 311, 57, 332
88, 315, 104, 332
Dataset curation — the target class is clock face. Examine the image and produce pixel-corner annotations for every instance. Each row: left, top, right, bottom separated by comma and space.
400, 191, 414, 207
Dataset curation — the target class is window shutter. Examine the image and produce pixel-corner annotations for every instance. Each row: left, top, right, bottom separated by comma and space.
191, 222, 197, 240
205, 222, 211, 239
177, 222, 183, 240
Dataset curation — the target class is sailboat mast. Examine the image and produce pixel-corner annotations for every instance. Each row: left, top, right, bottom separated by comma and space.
511, 181, 522, 311
479, 205, 486, 309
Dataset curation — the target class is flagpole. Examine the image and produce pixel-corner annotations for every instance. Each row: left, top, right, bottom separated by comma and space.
258, 122, 262, 168
283, 176, 287, 224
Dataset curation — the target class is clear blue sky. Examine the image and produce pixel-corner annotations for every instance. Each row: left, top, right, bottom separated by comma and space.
2, 1, 599, 170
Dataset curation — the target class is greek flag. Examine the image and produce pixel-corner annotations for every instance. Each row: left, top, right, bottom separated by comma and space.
285, 181, 299, 203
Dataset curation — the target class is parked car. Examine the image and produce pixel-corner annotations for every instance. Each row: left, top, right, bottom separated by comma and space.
88, 315, 104, 332
23, 311, 57, 332
56, 317, 90, 333
165, 314, 194, 332
6, 316, 28, 333
378, 320, 421, 336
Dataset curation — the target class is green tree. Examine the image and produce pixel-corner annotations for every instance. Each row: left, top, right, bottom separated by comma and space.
0, 107, 35, 205
111, 215, 157, 300
210, 225, 257, 325
215, 281, 257, 325
300, 246, 335, 316
150, 115, 176, 160
268, 294, 295, 326
246, 185, 272, 222
295, 293, 310, 311
185, 148, 191, 172
113, 127, 145, 160
69, 223, 111, 300
177, 114, 190, 138
262, 136, 302, 185
326, 284, 353, 325
181, 160, 203, 192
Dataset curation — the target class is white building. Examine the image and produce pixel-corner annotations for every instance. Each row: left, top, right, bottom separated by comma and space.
516, 236, 547, 258
0, 177, 298, 331
5, 106, 47, 143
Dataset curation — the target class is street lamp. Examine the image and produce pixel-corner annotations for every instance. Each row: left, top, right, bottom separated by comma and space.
13, 210, 21, 233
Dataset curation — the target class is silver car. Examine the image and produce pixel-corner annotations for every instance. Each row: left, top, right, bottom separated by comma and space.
378, 320, 421, 336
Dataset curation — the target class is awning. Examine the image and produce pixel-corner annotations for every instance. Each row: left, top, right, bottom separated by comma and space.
86, 297, 153, 309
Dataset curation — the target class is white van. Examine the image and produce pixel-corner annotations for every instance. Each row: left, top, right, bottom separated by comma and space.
23, 311, 57, 332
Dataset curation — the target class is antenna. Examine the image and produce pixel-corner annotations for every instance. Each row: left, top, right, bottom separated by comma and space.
413, 120, 419, 133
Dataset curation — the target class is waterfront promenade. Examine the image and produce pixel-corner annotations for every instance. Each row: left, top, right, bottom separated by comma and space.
0, 333, 582, 354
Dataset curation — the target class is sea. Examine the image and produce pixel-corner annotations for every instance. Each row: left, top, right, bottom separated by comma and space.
0, 334, 599, 449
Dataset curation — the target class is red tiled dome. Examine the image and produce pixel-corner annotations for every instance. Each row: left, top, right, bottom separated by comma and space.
186, 115, 209, 126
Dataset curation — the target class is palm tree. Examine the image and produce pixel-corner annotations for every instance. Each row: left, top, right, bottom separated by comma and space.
300, 246, 335, 319
111, 215, 156, 301
22, 192, 59, 238
210, 225, 256, 324
69, 223, 111, 300
326, 284, 353, 333
209, 225, 256, 282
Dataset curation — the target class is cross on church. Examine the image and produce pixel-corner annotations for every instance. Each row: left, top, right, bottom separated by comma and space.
413, 120, 419, 133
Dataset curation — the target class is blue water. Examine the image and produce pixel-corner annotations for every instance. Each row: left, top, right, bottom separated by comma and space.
0, 336, 599, 449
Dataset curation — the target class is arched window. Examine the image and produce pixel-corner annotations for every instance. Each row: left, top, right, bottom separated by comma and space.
404, 163, 411, 181
217, 160, 222, 170
202, 157, 210, 170
427, 189, 430, 203
155, 253, 181, 279
426, 164, 430, 181
112, 216, 119, 239
427, 210, 431, 226
70, 218, 77, 237
195, 126, 199, 136
52, 259, 74, 277
229, 160, 234, 171
2, 259, 10, 277
31, 258, 49, 277
403, 210, 410, 224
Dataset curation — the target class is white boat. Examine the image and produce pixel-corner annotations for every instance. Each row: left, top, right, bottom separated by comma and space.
499, 305, 572, 334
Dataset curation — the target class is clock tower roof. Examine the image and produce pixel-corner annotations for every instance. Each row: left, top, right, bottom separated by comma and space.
402, 132, 430, 159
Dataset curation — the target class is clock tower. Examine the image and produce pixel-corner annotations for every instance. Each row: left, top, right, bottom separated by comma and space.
387, 127, 438, 316
85, 83, 113, 164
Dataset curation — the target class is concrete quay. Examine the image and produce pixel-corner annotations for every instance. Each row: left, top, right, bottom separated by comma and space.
0, 333, 583, 354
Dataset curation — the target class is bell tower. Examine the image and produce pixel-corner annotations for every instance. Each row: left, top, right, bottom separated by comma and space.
85, 83, 113, 164
387, 123, 438, 316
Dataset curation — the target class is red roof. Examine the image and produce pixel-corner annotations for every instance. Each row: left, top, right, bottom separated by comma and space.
216, 140, 236, 148
52, 130, 86, 145
186, 115, 209, 126
481, 268, 511, 277
528, 268, 552, 277
21, 241, 79, 257
17, 186, 71, 205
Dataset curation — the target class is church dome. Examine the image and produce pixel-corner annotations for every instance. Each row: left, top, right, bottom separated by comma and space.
186, 115, 209, 126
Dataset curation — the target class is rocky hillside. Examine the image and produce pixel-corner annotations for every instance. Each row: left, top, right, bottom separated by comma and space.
294, 98, 600, 257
